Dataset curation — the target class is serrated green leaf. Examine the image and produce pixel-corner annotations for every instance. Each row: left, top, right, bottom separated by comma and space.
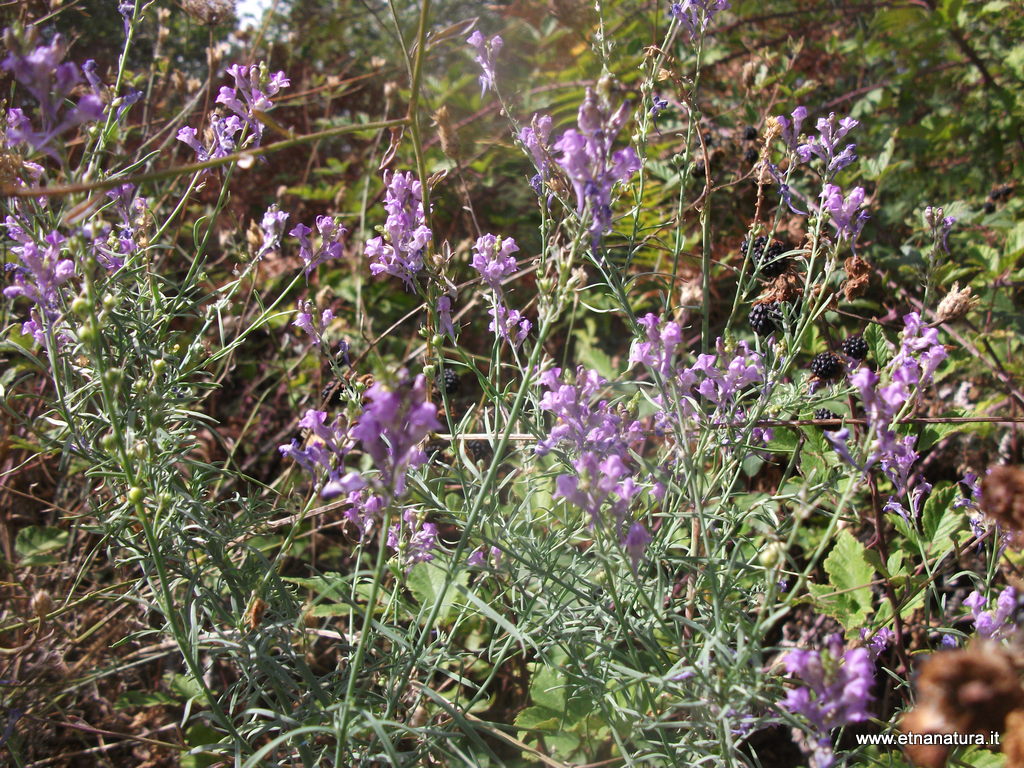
862, 324, 892, 368
821, 530, 875, 629
921, 484, 965, 557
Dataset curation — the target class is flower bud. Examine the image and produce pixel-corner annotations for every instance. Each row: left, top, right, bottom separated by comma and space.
127, 486, 145, 505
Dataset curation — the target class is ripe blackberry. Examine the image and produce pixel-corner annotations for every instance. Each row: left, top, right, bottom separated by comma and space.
741, 235, 789, 277
810, 352, 843, 380
841, 335, 868, 360
743, 125, 758, 141
466, 440, 493, 463
749, 302, 780, 336
438, 368, 460, 395
744, 148, 759, 165
814, 408, 840, 430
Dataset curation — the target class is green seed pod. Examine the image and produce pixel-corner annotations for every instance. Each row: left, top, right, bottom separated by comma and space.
127, 486, 145, 505
152, 359, 167, 376
759, 541, 786, 569
71, 296, 90, 316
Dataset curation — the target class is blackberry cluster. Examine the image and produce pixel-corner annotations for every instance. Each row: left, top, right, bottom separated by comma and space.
438, 367, 460, 395
467, 440, 493, 463
742, 235, 789, 277
841, 335, 868, 360
810, 352, 844, 380
814, 408, 840, 430
749, 302, 781, 336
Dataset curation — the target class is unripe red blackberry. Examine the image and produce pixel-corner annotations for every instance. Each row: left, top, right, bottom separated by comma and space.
841, 335, 868, 360
749, 302, 780, 336
810, 352, 843, 380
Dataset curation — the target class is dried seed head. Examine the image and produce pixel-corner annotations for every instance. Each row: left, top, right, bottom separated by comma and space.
182, 0, 236, 25
433, 106, 460, 164
981, 465, 1024, 535
935, 282, 979, 323
244, 594, 267, 631
1003, 708, 1024, 768
842, 254, 871, 301
911, 642, 1024, 735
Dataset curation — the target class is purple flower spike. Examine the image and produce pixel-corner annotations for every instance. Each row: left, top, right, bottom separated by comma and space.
777, 106, 808, 151
467, 30, 502, 97
290, 215, 347, 275
2, 32, 106, 155
256, 204, 290, 260
520, 113, 554, 191
488, 304, 531, 348
365, 170, 431, 289
554, 88, 640, 244
471, 234, 519, 292
820, 184, 869, 244
781, 635, 874, 768
623, 522, 652, 570
3, 228, 75, 345
216, 63, 290, 147
964, 587, 1018, 640
669, 0, 731, 38
350, 371, 441, 497
796, 113, 860, 174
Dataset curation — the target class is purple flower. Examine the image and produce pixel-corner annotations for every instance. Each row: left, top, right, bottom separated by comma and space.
776, 106, 808, 152
964, 587, 1018, 640
535, 366, 644, 459
520, 113, 554, 192
650, 95, 669, 116
388, 508, 438, 569
350, 371, 441, 497
278, 408, 360, 500
2, 33, 105, 155
216, 63, 290, 147
820, 184, 869, 245
669, 0, 731, 38
860, 627, 895, 659
828, 314, 947, 512
467, 30, 502, 97
488, 304, 531, 348
365, 170, 431, 289
437, 295, 457, 339
3, 227, 74, 345
471, 234, 519, 292
554, 88, 640, 244
293, 299, 333, 346
781, 635, 874, 768
256, 204, 289, 260
176, 114, 244, 163
796, 113, 859, 175
630, 313, 685, 379
290, 215, 346, 275
623, 522, 652, 570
